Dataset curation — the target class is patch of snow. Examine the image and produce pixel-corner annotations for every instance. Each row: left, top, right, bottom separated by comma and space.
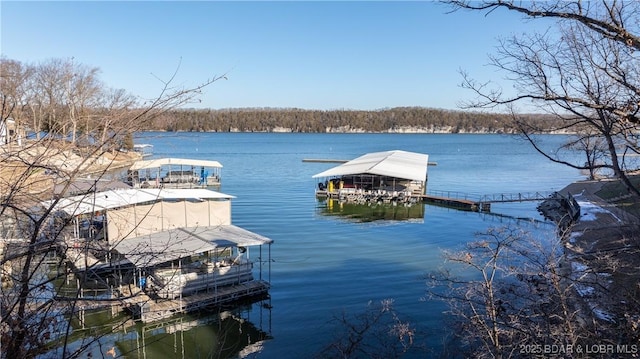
571, 261, 589, 273
569, 231, 582, 244
575, 284, 595, 297
571, 261, 594, 296
570, 259, 617, 323
593, 308, 616, 323
577, 201, 622, 222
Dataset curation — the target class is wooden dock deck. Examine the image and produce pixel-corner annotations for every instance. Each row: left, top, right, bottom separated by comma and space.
133, 280, 270, 323
64, 281, 270, 325
421, 194, 487, 211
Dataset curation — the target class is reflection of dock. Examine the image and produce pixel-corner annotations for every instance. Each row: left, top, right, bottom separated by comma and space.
115, 305, 272, 359
318, 199, 424, 222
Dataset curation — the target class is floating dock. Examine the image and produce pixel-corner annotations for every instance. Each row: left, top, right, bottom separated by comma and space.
130, 281, 269, 323
67, 280, 270, 326
421, 194, 489, 212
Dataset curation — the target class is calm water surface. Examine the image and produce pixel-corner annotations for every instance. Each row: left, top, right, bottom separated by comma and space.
126, 132, 582, 357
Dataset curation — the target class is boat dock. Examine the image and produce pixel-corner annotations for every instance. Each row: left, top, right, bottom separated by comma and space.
44, 188, 274, 327
422, 193, 487, 211
307, 151, 551, 212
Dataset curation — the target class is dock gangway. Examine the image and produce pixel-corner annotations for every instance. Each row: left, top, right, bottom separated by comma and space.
424, 190, 555, 212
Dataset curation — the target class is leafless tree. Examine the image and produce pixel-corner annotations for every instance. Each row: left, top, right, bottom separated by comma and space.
0, 57, 224, 358
427, 225, 640, 358
1, 58, 33, 145
563, 127, 610, 180
317, 299, 419, 359
62, 58, 102, 145
446, 0, 640, 195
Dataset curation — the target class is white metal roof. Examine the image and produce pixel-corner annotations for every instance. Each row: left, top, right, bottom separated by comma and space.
312, 150, 429, 182
130, 158, 223, 171
43, 188, 235, 216
112, 225, 273, 267
188, 225, 274, 246
111, 227, 217, 267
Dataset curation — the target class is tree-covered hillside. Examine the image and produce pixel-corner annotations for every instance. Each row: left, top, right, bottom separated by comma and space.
149, 107, 562, 133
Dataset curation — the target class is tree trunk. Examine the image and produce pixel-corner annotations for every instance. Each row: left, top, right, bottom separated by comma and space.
606, 135, 640, 197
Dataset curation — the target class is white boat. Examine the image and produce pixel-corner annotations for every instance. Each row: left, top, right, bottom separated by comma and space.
127, 157, 222, 188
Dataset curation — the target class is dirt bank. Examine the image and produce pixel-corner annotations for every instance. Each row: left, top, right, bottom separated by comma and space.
557, 177, 640, 323
0, 141, 141, 199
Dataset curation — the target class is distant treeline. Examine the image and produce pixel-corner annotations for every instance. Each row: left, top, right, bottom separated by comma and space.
149, 107, 561, 133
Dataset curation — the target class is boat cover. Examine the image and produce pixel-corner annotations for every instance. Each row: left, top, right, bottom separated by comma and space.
130, 158, 223, 171
42, 188, 234, 216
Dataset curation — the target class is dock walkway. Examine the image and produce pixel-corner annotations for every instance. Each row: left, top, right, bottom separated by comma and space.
318, 189, 552, 211
422, 190, 554, 212
421, 194, 485, 211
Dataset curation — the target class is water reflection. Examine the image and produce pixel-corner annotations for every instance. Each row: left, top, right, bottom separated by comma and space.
316, 199, 425, 223
115, 299, 272, 359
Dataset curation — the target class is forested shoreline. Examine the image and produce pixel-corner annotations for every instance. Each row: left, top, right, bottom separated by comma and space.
1, 57, 563, 136
149, 107, 564, 133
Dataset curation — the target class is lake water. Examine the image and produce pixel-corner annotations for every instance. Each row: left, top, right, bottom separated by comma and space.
113, 132, 582, 357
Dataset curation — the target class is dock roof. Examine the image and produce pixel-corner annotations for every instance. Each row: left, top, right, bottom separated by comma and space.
112, 225, 273, 267
312, 150, 429, 182
130, 158, 223, 171
43, 188, 235, 217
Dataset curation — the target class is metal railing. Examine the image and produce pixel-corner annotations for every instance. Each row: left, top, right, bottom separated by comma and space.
426, 190, 480, 201
427, 189, 554, 204
478, 191, 554, 203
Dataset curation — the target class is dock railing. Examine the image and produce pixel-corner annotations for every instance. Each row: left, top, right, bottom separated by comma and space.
426, 190, 481, 202
427, 190, 554, 204
477, 191, 554, 204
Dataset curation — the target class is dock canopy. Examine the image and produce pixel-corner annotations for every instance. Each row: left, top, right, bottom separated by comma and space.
312, 150, 429, 182
112, 225, 274, 267
129, 158, 223, 171
43, 188, 235, 217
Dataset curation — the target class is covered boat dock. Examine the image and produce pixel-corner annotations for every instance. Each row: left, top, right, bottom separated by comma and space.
112, 224, 273, 322
127, 158, 222, 189
42, 187, 273, 323
312, 150, 429, 204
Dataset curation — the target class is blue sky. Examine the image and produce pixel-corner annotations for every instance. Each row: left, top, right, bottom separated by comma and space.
1, 1, 551, 110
